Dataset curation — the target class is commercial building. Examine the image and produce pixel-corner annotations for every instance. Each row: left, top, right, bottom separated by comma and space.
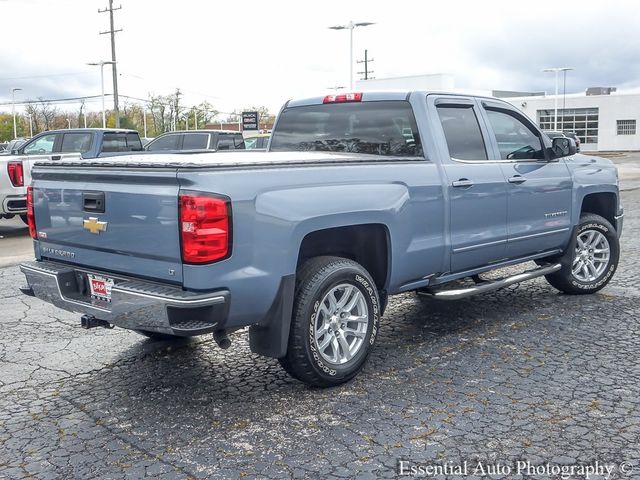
499, 89, 639, 152
357, 73, 639, 152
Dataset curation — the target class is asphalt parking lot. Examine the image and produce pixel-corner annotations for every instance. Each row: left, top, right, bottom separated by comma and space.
1, 155, 639, 479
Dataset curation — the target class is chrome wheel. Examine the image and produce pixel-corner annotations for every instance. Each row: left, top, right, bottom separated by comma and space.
314, 283, 369, 365
572, 229, 610, 282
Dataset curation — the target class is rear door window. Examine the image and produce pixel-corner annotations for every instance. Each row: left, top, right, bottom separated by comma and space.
436, 106, 487, 160
146, 134, 180, 151
60, 132, 93, 153
23, 134, 58, 155
182, 133, 209, 150
270, 100, 423, 157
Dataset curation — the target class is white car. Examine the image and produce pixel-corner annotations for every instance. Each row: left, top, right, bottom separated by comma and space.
0, 155, 31, 223
1, 152, 80, 223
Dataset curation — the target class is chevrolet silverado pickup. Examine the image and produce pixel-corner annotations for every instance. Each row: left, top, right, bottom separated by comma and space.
0, 129, 142, 222
20, 91, 623, 387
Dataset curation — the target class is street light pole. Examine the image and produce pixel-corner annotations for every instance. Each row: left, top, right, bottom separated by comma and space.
142, 106, 147, 138
88, 61, 116, 128
329, 21, 374, 90
11, 88, 22, 139
543, 67, 573, 131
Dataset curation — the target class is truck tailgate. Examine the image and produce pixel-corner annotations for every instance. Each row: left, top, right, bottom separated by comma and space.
32, 166, 183, 283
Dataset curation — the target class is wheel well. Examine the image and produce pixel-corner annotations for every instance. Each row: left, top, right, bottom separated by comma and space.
297, 224, 390, 290
581, 192, 617, 226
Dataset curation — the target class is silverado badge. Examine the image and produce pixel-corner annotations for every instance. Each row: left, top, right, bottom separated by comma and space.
83, 217, 108, 235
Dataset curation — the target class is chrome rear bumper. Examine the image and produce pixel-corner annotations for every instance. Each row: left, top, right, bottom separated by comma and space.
20, 261, 229, 336
2, 194, 27, 214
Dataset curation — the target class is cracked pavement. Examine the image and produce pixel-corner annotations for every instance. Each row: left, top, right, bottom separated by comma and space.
0, 192, 639, 479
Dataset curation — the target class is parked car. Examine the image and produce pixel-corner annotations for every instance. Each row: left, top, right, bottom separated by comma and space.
20, 91, 621, 387
0, 138, 28, 156
0, 142, 7, 152
562, 132, 581, 152
244, 133, 270, 150
545, 131, 581, 153
145, 130, 245, 152
0, 129, 143, 222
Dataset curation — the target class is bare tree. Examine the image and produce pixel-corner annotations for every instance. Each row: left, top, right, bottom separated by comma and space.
24, 103, 40, 135
38, 98, 57, 131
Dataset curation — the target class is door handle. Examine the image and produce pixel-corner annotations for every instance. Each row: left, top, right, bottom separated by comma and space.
508, 175, 527, 184
83, 192, 105, 213
51, 155, 61, 161
452, 179, 474, 188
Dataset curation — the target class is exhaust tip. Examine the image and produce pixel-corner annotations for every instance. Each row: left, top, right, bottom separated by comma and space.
213, 330, 231, 349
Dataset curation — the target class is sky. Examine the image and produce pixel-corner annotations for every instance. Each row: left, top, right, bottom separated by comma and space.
0, 0, 639, 118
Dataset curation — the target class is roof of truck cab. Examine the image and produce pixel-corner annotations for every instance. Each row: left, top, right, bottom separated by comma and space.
34, 128, 139, 134
154, 130, 242, 135
285, 90, 509, 108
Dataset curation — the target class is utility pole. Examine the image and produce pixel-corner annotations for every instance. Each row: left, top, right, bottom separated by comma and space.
328, 21, 374, 90
173, 88, 182, 131
356, 49, 374, 80
99, 0, 122, 127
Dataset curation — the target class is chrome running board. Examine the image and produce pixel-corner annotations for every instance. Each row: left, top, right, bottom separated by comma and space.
417, 263, 561, 300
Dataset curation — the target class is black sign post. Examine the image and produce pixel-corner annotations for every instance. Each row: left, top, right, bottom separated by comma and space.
242, 111, 259, 131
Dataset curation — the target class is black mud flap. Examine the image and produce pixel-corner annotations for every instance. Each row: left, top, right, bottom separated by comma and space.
249, 274, 295, 358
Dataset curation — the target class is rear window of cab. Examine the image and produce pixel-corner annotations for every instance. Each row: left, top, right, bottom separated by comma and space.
269, 100, 423, 157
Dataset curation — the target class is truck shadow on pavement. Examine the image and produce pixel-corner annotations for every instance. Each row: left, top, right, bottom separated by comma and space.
58, 282, 602, 417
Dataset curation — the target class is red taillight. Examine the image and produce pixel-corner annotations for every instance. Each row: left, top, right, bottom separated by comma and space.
179, 193, 230, 264
8, 161, 24, 187
27, 186, 36, 239
323, 92, 362, 103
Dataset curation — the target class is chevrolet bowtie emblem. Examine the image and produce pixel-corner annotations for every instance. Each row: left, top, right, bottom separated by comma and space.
83, 217, 108, 235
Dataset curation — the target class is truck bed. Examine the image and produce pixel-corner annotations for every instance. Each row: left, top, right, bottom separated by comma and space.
32, 151, 422, 170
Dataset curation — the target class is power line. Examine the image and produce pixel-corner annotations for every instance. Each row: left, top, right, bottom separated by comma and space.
0, 95, 105, 106
0, 93, 153, 107
99, 0, 122, 127
0, 72, 92, 81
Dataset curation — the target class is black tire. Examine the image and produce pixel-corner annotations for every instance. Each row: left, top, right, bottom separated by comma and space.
133, 329, 181, 341
544, 214, 619, 294
279, 256, 381, 387
20, 214, 28, 225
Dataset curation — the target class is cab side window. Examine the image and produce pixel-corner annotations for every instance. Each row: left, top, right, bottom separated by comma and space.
146, 134, 180, 151
485, 109, 545, 160
215, 134, 245, 150
233, 134, 245, 149
23, 134, 57, 155
436, 106, 487, 160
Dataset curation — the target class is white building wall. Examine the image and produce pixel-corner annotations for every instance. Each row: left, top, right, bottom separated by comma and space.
506, 92, 640, 151
356, 73, 455, 91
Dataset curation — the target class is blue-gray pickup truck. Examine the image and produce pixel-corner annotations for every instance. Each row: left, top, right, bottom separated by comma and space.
19, 91, 623, 387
